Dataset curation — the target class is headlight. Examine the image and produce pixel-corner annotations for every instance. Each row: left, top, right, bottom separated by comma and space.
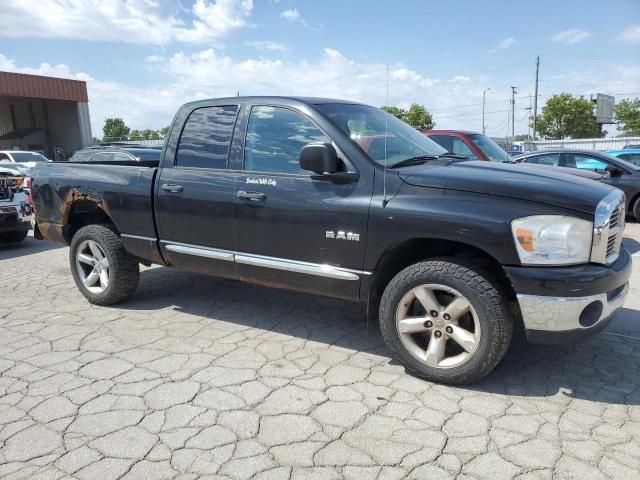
511, 215, 592, 265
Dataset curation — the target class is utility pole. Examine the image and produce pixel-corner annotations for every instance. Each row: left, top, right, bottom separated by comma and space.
526, 94, 532, 140
482, 88, 491, 134
510, 86, 517, 140
532, 55, 539, 140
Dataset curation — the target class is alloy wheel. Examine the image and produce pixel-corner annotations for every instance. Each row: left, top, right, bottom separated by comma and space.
75, 240, 110, 294
395, 283, 481, 369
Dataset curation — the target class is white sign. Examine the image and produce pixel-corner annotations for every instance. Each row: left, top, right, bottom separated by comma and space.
595, 94, 615, 124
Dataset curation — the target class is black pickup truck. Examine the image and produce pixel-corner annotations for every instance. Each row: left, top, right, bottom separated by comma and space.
32, 97, 631, 384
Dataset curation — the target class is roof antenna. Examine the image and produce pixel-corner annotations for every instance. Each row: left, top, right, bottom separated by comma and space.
382, 63, 389, 208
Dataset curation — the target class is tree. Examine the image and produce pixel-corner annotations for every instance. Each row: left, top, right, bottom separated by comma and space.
159, 126, 170, 137
404, 103, 435, 130
103, 118, 130, 141
141, 129, 161, 140
614, 98, 640, 136
381, 104, 435, 130
381, 106, 405, 120
534, 93, 598, 139
129, 130, 143, 141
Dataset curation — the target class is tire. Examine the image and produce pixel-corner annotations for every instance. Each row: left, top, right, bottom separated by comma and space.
632, 198, 640, 222
379, 258, 512, 385
69, 224, 139, 306
0, 230, 28, 243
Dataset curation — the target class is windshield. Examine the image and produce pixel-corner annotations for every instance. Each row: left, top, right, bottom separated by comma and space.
9, 152, 48, 162
315, 103, 447, 166
467, 134, 511, 162
11, 164, 32, 176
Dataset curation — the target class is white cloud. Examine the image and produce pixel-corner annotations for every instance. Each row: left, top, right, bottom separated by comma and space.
551, 29, 590, 45
5, 48, 638, 138
246, 40, 288, 51
162, 48, 441, 103
279, 7, 314, 28
0, 0, 254, 45
618, 24, 640, 44
145, 55, 164, 63
280, 8, 302, 21
488, 37, 515, 54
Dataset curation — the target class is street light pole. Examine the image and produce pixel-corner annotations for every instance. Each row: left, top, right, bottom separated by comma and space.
482, 88, 491, 134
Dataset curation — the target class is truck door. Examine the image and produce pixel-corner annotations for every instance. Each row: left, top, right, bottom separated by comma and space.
155, 104, 239, 279
232, 105, 372, 300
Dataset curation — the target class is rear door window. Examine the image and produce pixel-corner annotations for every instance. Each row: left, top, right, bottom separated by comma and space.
176, 105, 239, 169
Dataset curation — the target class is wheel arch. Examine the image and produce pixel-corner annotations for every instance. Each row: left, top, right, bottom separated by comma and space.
63, 199, 118, 244
366, 238, 517, 324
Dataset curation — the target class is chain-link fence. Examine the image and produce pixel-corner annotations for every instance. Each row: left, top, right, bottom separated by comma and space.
522, 136, 640, 152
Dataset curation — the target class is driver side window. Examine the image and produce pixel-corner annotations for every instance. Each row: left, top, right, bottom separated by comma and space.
244, 106, 330, 175
568, 154, 609, 172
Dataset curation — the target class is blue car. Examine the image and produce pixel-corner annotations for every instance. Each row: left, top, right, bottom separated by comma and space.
608, 149, 640, 167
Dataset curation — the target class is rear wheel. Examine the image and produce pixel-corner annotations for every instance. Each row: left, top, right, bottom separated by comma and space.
379, 258, 512, 385
69, 225, 139, 305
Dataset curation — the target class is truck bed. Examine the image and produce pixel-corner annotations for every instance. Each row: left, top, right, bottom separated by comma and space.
32, 162, 158, 250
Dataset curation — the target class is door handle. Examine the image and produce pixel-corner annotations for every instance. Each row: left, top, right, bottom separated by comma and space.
161, 184, 183, 193
237, 190, 266, 202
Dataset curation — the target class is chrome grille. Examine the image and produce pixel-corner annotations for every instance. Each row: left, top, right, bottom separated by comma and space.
591, 190, 625, 265
609, 208, 621, 229
605, 203, 625, 262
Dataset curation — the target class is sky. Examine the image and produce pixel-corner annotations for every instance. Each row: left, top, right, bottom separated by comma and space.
1, 0, 639, 138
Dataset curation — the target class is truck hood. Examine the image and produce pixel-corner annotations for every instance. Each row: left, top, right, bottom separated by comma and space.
398, 160, 613, 214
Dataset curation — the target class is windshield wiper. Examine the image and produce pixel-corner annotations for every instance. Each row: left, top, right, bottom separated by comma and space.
438, 153, 469, 160
389, 155, 440, 169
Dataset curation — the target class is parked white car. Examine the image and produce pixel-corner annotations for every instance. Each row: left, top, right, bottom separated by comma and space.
0, 150, 51, 169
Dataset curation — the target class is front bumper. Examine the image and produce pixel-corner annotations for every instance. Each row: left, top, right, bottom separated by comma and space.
505, 248, 632, 344
0, 204, 32, 233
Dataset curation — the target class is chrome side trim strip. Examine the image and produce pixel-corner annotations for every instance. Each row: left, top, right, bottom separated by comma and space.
235, 253, 360, 280
121, 233, 156, 242
164, 242, 235, 262
161, 241, 370, 280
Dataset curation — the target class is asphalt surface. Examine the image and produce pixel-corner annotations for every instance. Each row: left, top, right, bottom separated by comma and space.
1, 223, 639, 480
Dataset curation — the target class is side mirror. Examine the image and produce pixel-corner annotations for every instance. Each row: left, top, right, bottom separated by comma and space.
606, 164, 623, 176
299, 143, 339, 175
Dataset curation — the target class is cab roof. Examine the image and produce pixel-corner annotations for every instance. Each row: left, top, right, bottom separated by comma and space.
181, 96, 366, 109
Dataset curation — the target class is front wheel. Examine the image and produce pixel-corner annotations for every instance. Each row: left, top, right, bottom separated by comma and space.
69, 225, 139, 306
632, 198, 640, 222
379, 258, 512, 385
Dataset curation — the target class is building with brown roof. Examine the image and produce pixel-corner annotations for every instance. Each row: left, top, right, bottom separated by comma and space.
0, 71, 92, 160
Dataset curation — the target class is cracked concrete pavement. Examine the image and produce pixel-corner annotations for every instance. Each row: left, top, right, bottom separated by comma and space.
0, 223, 639, 479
